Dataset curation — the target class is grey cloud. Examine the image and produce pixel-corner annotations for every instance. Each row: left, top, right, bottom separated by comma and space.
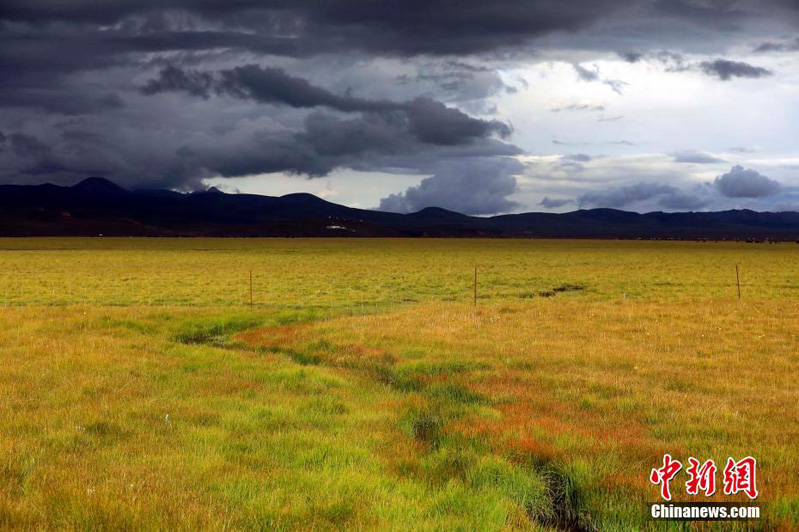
617, 50, 687, 72
573, 64, 628, 94
553, 139, 636, 147
551, 103, 604, 113
578, 182, 677, 209
0, 0, 634, 57
576, 181, 710, 210
657, 191, 710, 211
713, 165, 781, 198
653, 0, 749, 28
410, 62, 510, 103
555, 160, 585, 172
176, 109, 521, 184
625, 51, 773, 83
0, 132, 85, 177
143, 65, 395, 112
0, 89, 126, 115
379, 157, 523, 215
404, 98, 511, 144
539, 196, 574, 208
603, 79, 628, 94
698, 59, 772, 80
648, 50, 687, 66
217, 65, 398, 113
142, 65, 512, 147
754, 38, 799, 52
141, 65, 215, 99
618, 51, 644, 63
563, 153, 592, 162
0, 0, 648, 193
1, 0, 797, 208
9, 133, 51, 158
573, 64, 600, 82
0, 102, 521, 189
672, 150, 725, 164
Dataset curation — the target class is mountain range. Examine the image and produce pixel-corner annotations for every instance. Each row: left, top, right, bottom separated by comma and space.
1, 177, 799, 240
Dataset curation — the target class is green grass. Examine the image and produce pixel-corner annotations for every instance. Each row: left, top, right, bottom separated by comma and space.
1, 238, 797, 530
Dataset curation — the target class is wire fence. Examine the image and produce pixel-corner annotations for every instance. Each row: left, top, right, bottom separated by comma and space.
0, 261, 781, 310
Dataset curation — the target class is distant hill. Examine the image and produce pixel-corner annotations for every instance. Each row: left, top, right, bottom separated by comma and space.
1, 177, 799, 240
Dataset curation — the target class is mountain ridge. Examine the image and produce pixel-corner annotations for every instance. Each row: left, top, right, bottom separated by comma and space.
0, 178, 798, 240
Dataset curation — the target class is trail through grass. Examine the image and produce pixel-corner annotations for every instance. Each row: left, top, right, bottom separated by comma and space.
1, 238, 798, 530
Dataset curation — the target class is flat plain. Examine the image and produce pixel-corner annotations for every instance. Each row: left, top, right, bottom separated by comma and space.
0, 238, 797, 530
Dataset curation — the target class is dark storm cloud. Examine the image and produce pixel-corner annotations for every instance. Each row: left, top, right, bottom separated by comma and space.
671, 150, 725, 164
714, 166, 781, 198
1, 0, 797, 212
0, 0, 641, 127
652, 0, 751, 29
698, 59, 772, 80
141, 65, 216, 99
9, 133, 51, 158
175, 108, 522, 186
144, 64, 395, 112
142, 64, 512, 146
0, 0, 634, 56
0, 89, 125, 115
0, 132, 86, 177
379, 157, 523, 215
402, 97, 511, 145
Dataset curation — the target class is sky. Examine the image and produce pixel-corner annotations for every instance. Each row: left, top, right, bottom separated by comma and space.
1, 0, 799, 214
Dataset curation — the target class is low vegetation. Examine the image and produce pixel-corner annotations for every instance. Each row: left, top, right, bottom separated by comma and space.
0, 238, 797, 530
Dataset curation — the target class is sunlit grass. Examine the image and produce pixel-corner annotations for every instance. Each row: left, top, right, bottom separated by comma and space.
252, 299, 798, 529
1, 238, 798, 307
1, 238, 797, 530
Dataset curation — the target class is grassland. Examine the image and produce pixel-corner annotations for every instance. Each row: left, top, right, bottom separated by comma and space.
0, 238, 797, 530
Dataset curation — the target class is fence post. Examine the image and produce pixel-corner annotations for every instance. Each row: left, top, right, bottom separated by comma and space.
735, 264, 741, 300
473, 267, 477, 307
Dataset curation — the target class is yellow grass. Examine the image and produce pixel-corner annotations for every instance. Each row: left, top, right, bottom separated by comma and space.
248, 299, 799, 528
0, 238, 797, 530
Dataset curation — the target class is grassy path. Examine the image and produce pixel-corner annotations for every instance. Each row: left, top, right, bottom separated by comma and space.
0, 306, 563, 530
239, 299, 799, 531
